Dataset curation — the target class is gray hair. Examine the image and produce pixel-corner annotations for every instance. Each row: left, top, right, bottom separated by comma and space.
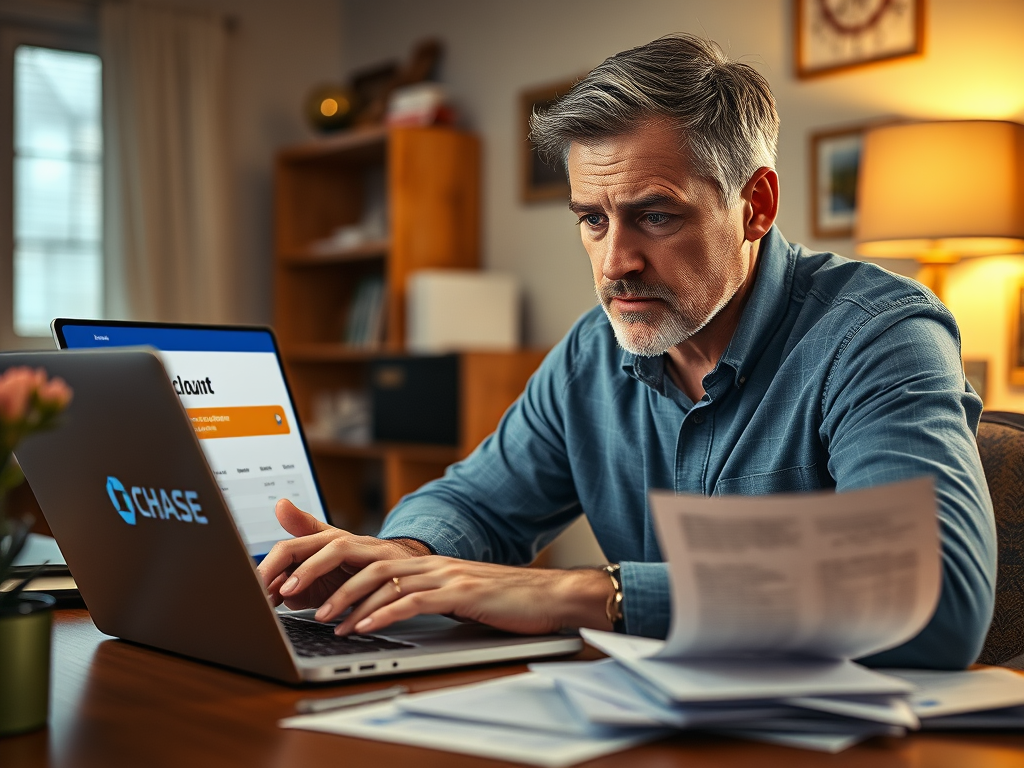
529, 34, 779, 205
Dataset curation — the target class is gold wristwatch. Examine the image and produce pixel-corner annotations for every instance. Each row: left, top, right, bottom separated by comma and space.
602, 563, 625, 632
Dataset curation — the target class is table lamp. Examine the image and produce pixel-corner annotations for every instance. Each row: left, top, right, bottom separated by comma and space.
855, 120, 1024, 301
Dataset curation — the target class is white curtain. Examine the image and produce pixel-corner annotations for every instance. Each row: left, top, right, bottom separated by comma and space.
100, 0, 234, 323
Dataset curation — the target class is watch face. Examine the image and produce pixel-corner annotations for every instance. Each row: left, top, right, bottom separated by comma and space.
797, 0, 923, 77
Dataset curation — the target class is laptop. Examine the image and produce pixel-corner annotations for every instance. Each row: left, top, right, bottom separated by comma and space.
4, 324, 581, 684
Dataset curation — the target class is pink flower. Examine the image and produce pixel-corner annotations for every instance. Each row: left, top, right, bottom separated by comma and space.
0, 367, 72, 426
0, 367, 43, 423
37, 377, 72, 409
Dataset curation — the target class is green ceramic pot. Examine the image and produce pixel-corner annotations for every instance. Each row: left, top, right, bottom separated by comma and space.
0, 592, 54, 737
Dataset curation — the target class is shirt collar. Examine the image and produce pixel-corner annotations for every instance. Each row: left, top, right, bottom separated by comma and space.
715, 225, 795, 389
620, 225, 794, 399
622, 349, 664, 388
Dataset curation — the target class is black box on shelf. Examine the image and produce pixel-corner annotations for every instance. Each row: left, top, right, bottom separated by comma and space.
370, 355, 459, 445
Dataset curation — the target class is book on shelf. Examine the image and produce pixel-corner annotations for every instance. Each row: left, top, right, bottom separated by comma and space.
344, 275, 387, 348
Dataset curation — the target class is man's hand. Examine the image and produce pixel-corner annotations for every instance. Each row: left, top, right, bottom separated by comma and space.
259, 499, 616, 636
257, 499, 429, 611
319, 557, 615, 637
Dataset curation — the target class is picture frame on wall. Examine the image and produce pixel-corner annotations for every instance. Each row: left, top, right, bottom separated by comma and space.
795, 0, 926, 79
1011, 282, 1024, 387
519, 79, 576, 204
810, 124, 865, 239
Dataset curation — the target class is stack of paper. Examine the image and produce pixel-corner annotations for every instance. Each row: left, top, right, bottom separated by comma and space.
535, 477, 943, 753
894, 667, 1024, 729
280, 662, 1024, 764
281, 479, 1024, 764
530, 635, 915, 754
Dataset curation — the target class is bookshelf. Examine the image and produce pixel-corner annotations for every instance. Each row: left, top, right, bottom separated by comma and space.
274, 127, 544, 531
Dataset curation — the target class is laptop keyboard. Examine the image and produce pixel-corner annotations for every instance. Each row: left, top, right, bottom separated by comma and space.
280, 616, 417, 658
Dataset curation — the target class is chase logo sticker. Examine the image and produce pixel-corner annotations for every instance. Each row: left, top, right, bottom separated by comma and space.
105, 476, 208, 525
106, 476, 136, 525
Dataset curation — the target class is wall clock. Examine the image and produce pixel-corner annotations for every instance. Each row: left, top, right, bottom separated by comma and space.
795, 0, 925, 78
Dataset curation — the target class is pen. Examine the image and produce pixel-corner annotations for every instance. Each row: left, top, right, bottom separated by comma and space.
294, 684, 409, 714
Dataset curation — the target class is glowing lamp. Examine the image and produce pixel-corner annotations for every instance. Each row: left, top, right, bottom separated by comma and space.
855, 120, 1024, 299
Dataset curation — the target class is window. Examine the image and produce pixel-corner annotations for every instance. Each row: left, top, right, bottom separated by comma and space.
13, 45, 102, 337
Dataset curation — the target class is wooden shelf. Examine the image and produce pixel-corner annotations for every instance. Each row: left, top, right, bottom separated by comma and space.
306, 438, 460, 463
274, 127, 513, 528
277, 126, 387, 162
281, 239, 389, 265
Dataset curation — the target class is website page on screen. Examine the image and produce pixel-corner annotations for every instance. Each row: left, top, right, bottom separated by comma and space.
57, 324, 328, 558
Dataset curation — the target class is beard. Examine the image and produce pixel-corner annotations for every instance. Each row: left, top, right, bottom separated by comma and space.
597, 278, 733, 357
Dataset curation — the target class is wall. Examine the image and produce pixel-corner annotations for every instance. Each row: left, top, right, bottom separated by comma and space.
341, 0, 1024, 566
156, 0, 348, 326
341, 0, 1024, 410
0, 0, 349, 329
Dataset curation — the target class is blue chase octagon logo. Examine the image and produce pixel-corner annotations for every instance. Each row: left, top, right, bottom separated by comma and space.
106, 476, 136, 525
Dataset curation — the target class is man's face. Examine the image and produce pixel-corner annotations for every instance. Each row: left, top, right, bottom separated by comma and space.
567, 119, 754, 357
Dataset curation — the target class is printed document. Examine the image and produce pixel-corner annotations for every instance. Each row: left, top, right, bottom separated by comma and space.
650, 476, 940, 660
579, 477, 940, 701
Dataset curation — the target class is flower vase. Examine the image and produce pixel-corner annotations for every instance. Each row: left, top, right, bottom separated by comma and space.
0, 365, 72, 736
0, 591, 54, 735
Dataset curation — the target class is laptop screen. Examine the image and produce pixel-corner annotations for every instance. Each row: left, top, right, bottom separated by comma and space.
53, 320, 329, 559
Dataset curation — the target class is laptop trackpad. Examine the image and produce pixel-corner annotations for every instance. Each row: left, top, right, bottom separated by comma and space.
374, 614, 467, 636
279, 608, 473, 637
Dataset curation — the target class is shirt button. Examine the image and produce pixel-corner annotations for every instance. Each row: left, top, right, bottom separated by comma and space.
692, 413, 705, 425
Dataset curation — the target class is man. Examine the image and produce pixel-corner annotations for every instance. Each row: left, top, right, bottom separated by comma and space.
259, 34, 995, 668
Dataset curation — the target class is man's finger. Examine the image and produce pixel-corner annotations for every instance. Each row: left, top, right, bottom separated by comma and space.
328, 570, 438, 629
257, 529, 343, 586
275, 498, 333, 537
318, 557, 442, 623
277, 536, 397, 598
265, 570, 290, 600
352, 591, 452, 634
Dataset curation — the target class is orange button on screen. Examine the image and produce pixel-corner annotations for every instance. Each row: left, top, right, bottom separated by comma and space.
186, 406, 291, 439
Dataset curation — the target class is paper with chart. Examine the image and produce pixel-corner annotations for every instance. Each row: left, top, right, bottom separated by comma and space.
649, 476, 941, 661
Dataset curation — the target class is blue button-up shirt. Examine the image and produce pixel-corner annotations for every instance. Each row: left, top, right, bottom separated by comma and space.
379, 226, 996, 669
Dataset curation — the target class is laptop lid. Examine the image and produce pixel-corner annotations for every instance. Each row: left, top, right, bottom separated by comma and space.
52, 319, 328, 560
6, 349, 302, 683
10, 347, 583, 684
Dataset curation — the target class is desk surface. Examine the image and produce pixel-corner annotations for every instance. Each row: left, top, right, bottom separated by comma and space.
3, 610, 1024, 768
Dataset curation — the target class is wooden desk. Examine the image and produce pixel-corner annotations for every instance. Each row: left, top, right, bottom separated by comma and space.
3, 610, 1024, 767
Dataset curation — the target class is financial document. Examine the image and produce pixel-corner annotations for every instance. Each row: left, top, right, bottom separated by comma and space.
650, 476, 940, 660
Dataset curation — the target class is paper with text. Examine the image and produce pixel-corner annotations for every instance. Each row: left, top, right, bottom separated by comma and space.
579, 632, 914, 701
650, 476, 940, 660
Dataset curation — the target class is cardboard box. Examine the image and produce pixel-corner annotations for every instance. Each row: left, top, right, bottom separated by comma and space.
407, 270, 519, 353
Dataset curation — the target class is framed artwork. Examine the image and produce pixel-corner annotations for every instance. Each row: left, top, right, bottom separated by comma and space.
795, 0, 926, 79
1011, 283, 1024, 387
519, 79, 576, 204
810, 124, 865, 239
964, 360, 989, 402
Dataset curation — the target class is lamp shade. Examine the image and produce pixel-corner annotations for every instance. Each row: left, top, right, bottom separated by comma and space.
855, 120, 1024, 262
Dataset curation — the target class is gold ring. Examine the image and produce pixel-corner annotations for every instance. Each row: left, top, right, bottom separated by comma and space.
392, 576, 401, 593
